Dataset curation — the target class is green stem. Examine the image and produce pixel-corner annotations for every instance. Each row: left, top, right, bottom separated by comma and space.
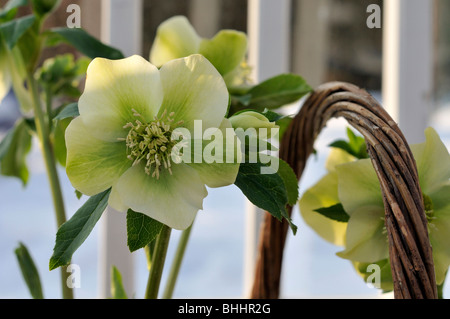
145, 225, 172, 299
27, 74, 73, 299
162, 223, 194, 299
44, 86, 53, 133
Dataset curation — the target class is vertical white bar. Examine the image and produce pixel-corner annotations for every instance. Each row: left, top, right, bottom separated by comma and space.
244, 0, 291, 297
383, 0, 434, 144
99, 0, 143, 298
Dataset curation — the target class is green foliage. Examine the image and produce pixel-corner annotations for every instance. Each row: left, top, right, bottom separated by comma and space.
0, 0, 28, 22
127, 210, 163, 253
50, 28, 125, 60
30, 0, 60, 18
0, 119, 32, 185
230, 74, 312, 115
14, 242, 44, 299
111, 266, 128, 299
49, 189, 111, 270
329, 127, 369, 159
36, 54, 90, 98
0, 15, 36, 49
53, 102, 79, 121
314, 203, 350, 223
234, 160, 298, 234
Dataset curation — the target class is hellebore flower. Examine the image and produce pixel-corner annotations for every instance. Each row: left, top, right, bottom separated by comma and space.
299, 127, 450, 286
65, 54, 241, 230
149, 16, 250, 87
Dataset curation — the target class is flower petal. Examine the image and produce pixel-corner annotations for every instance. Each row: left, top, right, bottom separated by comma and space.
336, 205, 387, 263
65, 117, 131, 196
411, 127, 450, 194
0, 42, 12, 103
108, 184, 128, 213
298, 172, 347, 246
325, 148, 356, 173
159, 54, 229, 132
186, 118, 242, 188
336, 158, 384, 216
115, 162, 208, 230
428, 184, 450, 285
149, 16, 201, 67
198, 30, 248, 76
78, 55, 163, 142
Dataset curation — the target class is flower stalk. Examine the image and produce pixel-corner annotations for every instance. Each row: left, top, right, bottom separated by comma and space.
27, 73, 73, 299
162, 222, 194, 299
145, 225, 172, 299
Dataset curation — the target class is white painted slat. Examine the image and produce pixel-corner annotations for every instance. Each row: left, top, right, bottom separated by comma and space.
382, 0, 434, 144
99, 0, 143, 298
244, 0, 292, 298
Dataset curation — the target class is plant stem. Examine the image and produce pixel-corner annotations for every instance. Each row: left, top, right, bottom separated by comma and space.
27, 74, 73, 299
162, 223, 194, 299
145, 225, 172, 299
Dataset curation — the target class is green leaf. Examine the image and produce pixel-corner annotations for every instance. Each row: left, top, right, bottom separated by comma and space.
234, 161, 297, 234
50, 28, 125, 60
53, 102, 79, 121
49, 189, 111, 270
0, 119, 32, 186
246, 74, 312, 110
0, 0, 28, 21
277, 158, 299, 206
75, 189, 83, 199
329, 128, 368, 159
111, 266, 128, 299
314, 203, 350, 223
126, 209, 163, 253
14, 242, 44, 299
0, 15, 36, 49
30, 0, 60, 17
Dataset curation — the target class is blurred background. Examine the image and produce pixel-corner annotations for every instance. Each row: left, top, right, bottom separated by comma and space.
0, 0, 449, 299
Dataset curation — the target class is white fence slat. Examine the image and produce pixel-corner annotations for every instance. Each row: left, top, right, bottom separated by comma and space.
382, 0, 434, 144
99, 0, 143, 298
244, 0, 292, 298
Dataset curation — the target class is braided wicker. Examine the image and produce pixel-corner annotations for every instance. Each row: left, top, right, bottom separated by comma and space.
250, 82, 437, 299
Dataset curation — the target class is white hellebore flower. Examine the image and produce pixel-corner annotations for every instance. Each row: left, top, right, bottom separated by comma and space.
65, 54, 241, 230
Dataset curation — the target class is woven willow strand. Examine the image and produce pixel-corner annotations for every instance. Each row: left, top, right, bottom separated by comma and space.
250, 82, 437, 299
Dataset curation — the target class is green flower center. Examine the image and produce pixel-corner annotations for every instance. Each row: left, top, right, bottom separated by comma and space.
122, 109, 183, 179
423, 192, 435, 222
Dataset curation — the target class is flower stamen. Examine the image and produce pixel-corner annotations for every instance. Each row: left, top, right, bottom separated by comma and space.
122, 109, 182, 179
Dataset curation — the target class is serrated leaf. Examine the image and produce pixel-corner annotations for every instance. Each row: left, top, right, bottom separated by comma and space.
49, 189, 111, 270
0, 15, 36, 49
50, 28, 125, 60
14, 242, 44, 299
0, 119, 32, 186
126, 209, 163, 253
53, 102, 79, 121
234, 161, 297, 234
246, 74, 312, 110
314, 203, 350, 223
111, 266, 128, 299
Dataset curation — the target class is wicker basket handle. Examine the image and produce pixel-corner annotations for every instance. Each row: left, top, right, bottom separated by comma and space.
250, 81, 437, 299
